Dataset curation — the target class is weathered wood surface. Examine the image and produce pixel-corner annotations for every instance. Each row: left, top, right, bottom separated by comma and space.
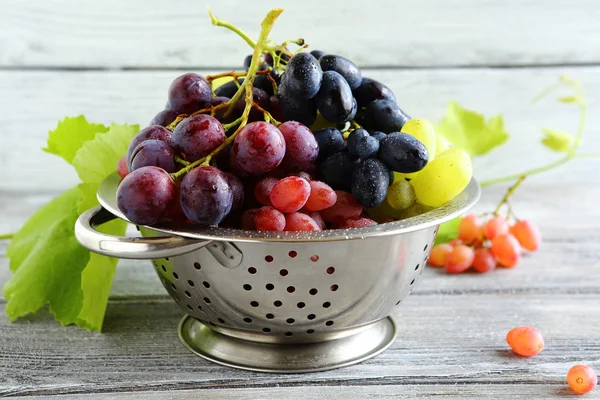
1, 67, 599, 192
2, 0, 600, 68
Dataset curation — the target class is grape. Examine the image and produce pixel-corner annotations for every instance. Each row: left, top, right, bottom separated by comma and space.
321, 191, 362, 223
472, 248, 497, 273
180, 166, 233, 226
352, 77, 396, 109
449, 239, 463, 247
126, 126, 172, 170
304, 180, 337, 211
130, 140, 176, 173
265, 50, 290, 65
254, 177, 279, 206
506, 326, 544, 357
277, 84, 318, 126
167, 73, 212, 114
410, 148, 472, 207
338, 218, 377, 229
313, 128, 344, 161
319, 55, 362, 90
234, 87, 270, 122
317, 152, 358, 191
371, 131, 387, 141
214, 78, 245, 98
228, 147, 250, 178
428, 244, 453, 267
241, 208, 259, 230
484, 216, 509, 240
223, 172, 244, 213
278, 121, 319, 172
435, 131, 453, 155
398, 202, 432, 220
355, 100, 410, 133
458, 214, 483, 244
254, 206, 286, 231
491, 234, 521, 267
284, 212, 321, 231
117, 156, 129, 179
116, 166, 177, 225
307, 211, 327, 229
510, 220, 541, 251
150, 109, 178, 127
171, 114, 225, 162
289, 171, 312, 181
386, 179, 416, 210
401, 119, 437, 161
567, 365, 597, 394
378, 132, 429, 173
351, 158, 390, 207
315, 71, 355, 123
279, 52, 323, 99
211, 96, 230, 106
444, 244, 474, 274
254, 74, 276, 96
233, 121, 286, 174
270, 176, 311, 213
310, 50, 326, 60
347, 129, 376, 158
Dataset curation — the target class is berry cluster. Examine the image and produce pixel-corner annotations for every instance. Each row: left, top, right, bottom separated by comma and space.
428, 215, 541, 273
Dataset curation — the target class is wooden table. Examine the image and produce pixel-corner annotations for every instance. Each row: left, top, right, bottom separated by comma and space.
1, 1, 599, 398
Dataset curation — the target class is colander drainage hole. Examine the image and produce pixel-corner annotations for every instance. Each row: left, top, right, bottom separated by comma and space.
194, 262, 201, 270
287, 286, 296, 293
243, 317, 252, 323
326, 266, 335, 274
410, 279, 415, 285
250, 301, 259, 307
310, 255, 319, 262
266, 283, 274, 291
263, 328, 271, 333
184, 290, 192, 298
307, 314, 316, 320
173, 272, 179, 279
279, 269, 288, 276
188, 280, 195, 287
288, 250, 297, 258
186, 304, 193, 311
274, 300, 282, 307
309, 288, 318, 295
165, 257, 169, 261
330, 284, 339, 291
297, 302, 305, 309
243, 284, 252, 291
161, 265, 167, 272
396, 300, 401, 306
198, 305, 204, 311
203, 281, 210, 288
307, 329, 315, 334
209, 322, 216, 327
248, 267, 257, 274
171, 283, 177, 291
286, 318, 295, 324
415, 264, 420, 271
266, 313, 274, 319
285, 332, 293, 337
135, 225, 140, 231
423, 244, 428, 252
218, 318, 225, 324
265, 255, 274, 263
326, 320, 334, 326
323, 302, 331, 308
203, 297, 211, 304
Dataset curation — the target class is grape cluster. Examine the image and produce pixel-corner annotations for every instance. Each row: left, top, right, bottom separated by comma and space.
115, 41, 472, 231
428, 215, 541, 273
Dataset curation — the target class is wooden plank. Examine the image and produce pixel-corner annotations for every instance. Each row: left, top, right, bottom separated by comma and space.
2, 0, 600, 68
0, 292, 599, 397
1, 66, 599, 192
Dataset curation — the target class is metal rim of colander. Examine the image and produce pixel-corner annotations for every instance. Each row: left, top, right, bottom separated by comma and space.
99, 172, 480, 243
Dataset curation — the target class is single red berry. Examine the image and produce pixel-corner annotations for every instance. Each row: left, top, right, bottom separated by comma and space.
506, 326, 544, 357
445, 245, 474, 274
510, 220, 541, 251
472, 248, 497, 273
567, 365, 597, 394
484, 216, 510, 240
428, 244, 454, 267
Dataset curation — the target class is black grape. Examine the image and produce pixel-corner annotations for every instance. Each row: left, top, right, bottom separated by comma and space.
214, 78, 245, 98
180, 166, 233, 226
355, 99, 410, 133
315, 71, 355, 123
352, 77, 396, 108
234, 87, 270, 122
317, 152, 358, 191
130, 140, 176, 173
319, 55, 362, 90
313, 128, 344, 161
279, 52, 323, 99
254, 74, 275, 96
347, 129, 379, 158
126, 125, 172, 170
371, 131, 387, 141
278, 84, 317, 126
150, 110, 178, 127
167, 73, 212, 114
224, 172, 245, 214
351, 158, 390, 207
378, 132, 429, 173
310, 50, 326, 60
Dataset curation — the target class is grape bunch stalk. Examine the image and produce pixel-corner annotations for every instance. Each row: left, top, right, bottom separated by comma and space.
116, 8, 474, 232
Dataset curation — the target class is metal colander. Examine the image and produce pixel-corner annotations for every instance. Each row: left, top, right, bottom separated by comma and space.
75, 173, 480, 372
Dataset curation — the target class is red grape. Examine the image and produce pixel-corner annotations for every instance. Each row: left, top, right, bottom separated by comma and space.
506, 326, 544, 357
449, 239, 463, 247
167, 73, 212, 114
117, 156, 129, 179
241, 208, 259, 230
180, 166, 233, 226
233, 121, 286, 174
130, 140, 176, 173
254, 206, 285, 231
269, 95, 285, 122
117, 166, 177, 225
445, 245, 474, 274
567, 365, 597, 394
126, 125, 172, 170
510, 220, 541, 251
428, 244, 453, 267
223, 172, 244, 213
458, 214, 483, 244
277, 121, 319, 172
254, 177, 279, 206
150, 109, 178, 127
235, 87, 270, 122
289, 171, 313, 181
338, 218, 377, 228
307, 211, 327, 230
472, 248, 497, 273
172, 114, 226, 162
304, 180, 337, 211
491, 234, 521, 267
284, 212, 321, 231
270, 176, 311, 213
484, 216, 510, 240
321, 191, 362, 223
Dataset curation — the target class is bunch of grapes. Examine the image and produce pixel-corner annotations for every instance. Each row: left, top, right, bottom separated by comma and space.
115, 12, 473, 232
428, 215, 541, 273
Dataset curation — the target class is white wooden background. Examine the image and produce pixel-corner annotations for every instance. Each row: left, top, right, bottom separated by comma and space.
1, 0, 600, 398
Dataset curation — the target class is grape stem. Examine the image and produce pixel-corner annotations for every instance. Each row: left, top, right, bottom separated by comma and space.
493, 176, 526, 217
175, 156, 190, 166
208, 7, 256, 48
0, 233, 14, 240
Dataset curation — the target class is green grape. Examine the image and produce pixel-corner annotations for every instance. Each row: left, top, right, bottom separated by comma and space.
310, 111, 338, 131
410, 148, 472, 207
367, 198, 404, 221
386, 178, 416, 210
435, 131, 452, 155
401, 118, 437, 161
398, 202, 433, 219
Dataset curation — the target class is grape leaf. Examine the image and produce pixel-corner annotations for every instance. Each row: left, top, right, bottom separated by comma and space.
541, 128, 576, 153
436, 102, 510, 156
434, 217, 461, 245
43, 116, 109, 164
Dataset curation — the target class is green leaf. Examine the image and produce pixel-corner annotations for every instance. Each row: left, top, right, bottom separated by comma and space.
436, 102, 510, 156
73, 123, 139, 185
541, 128, 576, 153
434, 217, 461, 245
43, 116, 109, 164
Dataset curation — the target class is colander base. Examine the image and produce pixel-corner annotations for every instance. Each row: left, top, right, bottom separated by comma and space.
178, 315, 397, 373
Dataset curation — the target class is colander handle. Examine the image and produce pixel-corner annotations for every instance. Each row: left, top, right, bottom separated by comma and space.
75, 206, 212, 259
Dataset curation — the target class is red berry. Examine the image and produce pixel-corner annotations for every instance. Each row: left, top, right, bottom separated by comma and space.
241, 208, 259, 230
445, 245, 474, 274
254, 177, 279, 206
289, 171, 313, 181
449, 239, 463, 247
491, 234, 521, 267
458, 214, 483, 244
270, 176, 311, 213
284, 212, 321, 231
428, 244, 453, 267
338, 218, 377, 229
304, 181, 337, 211
307, 211, 327, 230
506, 326, 544, 357
321, 191, 363, 224
510, 220, 541, 251
567, 365, 597, 394
278, 121, 319, 172
254, 206, 285, 231
484, 216, 510, 240
117, 156, 129, 179
233, 121, 286, 174
472, 248, 497, 273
